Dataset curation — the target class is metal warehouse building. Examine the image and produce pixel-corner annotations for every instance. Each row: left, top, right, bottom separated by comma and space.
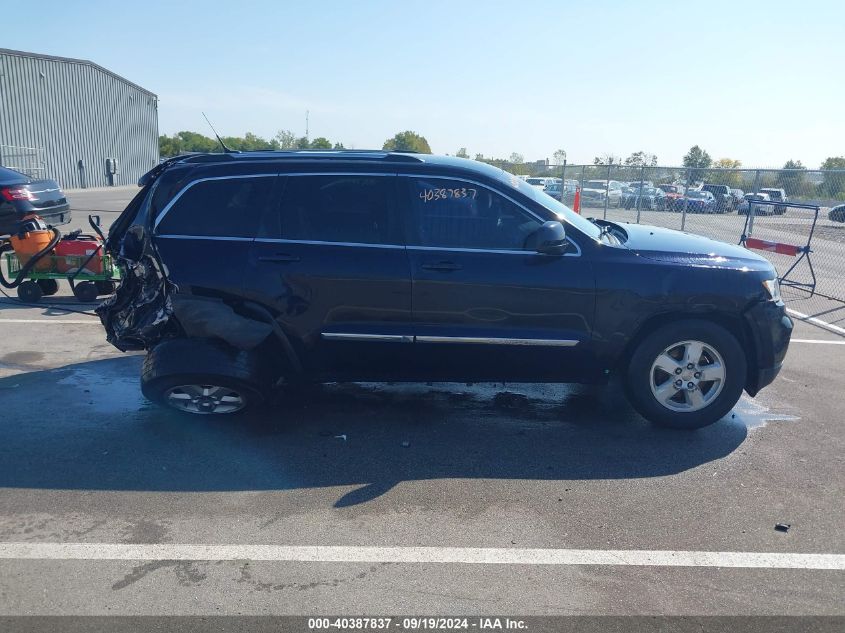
0, 48, 158, 189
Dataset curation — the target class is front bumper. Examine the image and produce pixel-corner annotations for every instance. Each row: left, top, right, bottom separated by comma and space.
743, 300, 793, 396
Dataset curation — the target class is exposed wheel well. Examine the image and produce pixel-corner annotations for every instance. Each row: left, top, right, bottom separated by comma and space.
616, 311, 758, 391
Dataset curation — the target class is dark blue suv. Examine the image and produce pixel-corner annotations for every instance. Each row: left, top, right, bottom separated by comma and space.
99, 151, 792, 429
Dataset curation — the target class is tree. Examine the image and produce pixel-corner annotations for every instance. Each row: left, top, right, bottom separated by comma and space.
819, 156, 845, 197
593, 153, 621, 165
683, 145, 712, 182
455, 147, 469, 158
309, 137, 332, 149
777, 159, 807, 196
683, 145, 712, 169
274, 129, 297, 149
624, 151, 658, 167
509, 152, 524, 164
474, 153, 485, 161
295, 136, 311, 149
705, 158, 743, 188
383, 131, 432, 153
553, 149, 567, 166
333, 142, 345, 149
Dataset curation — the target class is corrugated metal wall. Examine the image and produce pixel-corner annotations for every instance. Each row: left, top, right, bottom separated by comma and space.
0, 49, 158, 189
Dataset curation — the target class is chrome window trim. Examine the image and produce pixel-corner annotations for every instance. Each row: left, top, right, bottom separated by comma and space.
321, 333, 579, 347
153, 174, 277, 231
254, 237, 405, 250
398, 173, 581, 257
415, 335, 579, 347
156, 234, 253, 242
322, 333, 413, 343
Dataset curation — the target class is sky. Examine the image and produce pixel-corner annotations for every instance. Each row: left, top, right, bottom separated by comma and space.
4, 0, 843, 167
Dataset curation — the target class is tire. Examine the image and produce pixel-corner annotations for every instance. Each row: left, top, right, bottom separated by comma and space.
625, 320, 747, 430
95, 280, 116, 295
37, 279, 59, 296
141, 338, 269, 416
17, 280, 42, 303
72, 281, 99, 302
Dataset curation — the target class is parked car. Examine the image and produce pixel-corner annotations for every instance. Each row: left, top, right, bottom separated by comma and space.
543, 182, 577, 205
623, 185, 667, 210
657, 184, 684, 211
100, 151, 791, 430
827, 204, 845, 222
730, 189, 745, 209
525, 177, 549, 190
0, 166, 71, 237
759, 188, 788, 215
581, 180, 622, 207
680, 190, 717, 213
738, 192, 775, 216
701, 184, 734, 213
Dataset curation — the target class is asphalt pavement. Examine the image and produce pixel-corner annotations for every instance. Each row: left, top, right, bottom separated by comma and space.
0, 189, 842, 619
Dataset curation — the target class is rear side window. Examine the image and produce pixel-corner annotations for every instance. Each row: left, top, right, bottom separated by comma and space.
156, 176, 274, 237
260, 175, 400, 245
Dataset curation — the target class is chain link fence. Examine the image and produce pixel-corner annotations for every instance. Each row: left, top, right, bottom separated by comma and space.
537, 164, 845, 306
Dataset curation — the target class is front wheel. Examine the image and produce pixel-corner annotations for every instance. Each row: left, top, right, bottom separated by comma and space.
625, 320, 747, 429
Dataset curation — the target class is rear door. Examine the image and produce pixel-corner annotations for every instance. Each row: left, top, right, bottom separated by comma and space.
153, 174, 276, 298
402, 175, 597, 382
244, 171, 413, 380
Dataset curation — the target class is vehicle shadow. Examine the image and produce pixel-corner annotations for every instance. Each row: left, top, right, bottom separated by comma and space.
0, 357, 748, 507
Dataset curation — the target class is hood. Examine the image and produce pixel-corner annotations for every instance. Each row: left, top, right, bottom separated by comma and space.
618, 222, 773, 271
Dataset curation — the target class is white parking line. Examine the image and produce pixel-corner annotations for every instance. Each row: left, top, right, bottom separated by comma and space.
0, 543, 842, 570
791, 339, 845, 345
787, 308, 845, 337
0, 319, 98, 325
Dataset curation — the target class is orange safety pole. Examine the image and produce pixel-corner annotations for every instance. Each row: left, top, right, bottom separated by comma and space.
573, 188, 581, 214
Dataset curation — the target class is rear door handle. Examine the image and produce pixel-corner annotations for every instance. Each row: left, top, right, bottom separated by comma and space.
258, 253, 300, 263
421, 261, 463, 272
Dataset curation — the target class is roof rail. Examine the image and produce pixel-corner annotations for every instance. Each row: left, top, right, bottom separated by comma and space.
176, 150, 425, 163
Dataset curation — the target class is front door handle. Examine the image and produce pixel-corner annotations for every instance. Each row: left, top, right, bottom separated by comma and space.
258, 253, 301, 263
421, 261, 463, 272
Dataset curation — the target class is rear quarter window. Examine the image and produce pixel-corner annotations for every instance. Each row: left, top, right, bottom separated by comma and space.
156, 176, 275, 237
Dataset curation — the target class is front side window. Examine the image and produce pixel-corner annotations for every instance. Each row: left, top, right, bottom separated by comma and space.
408, 177, 541, 250
260, 175, 399, 245
157, 176, 274, 237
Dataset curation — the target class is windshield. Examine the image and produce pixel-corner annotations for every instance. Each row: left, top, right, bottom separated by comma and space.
498, 169, 601, 240
585, 181, 607, 189
525, 178, 546, 185
687, 191, 708, 199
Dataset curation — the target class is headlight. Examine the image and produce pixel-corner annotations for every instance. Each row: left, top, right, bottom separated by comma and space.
762, 278, 781, 302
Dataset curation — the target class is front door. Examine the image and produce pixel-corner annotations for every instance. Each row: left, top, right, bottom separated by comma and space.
402, 175, 596, 382
245, 172, 414, 380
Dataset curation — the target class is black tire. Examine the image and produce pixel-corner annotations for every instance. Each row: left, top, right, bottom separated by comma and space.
37, 279, 59, 296
141, 338, 269, 416
95, 280, 116, 295
73, 281, 99, 302
17, 280, 42, 303
625, 320, 747, 430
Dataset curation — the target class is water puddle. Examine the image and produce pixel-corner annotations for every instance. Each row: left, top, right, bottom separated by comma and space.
56, 367, 146, 414
726, 395, 800, 430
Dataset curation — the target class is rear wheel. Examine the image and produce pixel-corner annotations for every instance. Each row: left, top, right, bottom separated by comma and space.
37, 279, 59, 296
72, 281, 99, 302
625, 320, 746, 429
141, 338, 269, 416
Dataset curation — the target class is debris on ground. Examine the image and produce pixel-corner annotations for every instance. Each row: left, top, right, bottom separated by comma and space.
334, 434, 347, 441
775, 523, 791, 533
401, 441, 410, 448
